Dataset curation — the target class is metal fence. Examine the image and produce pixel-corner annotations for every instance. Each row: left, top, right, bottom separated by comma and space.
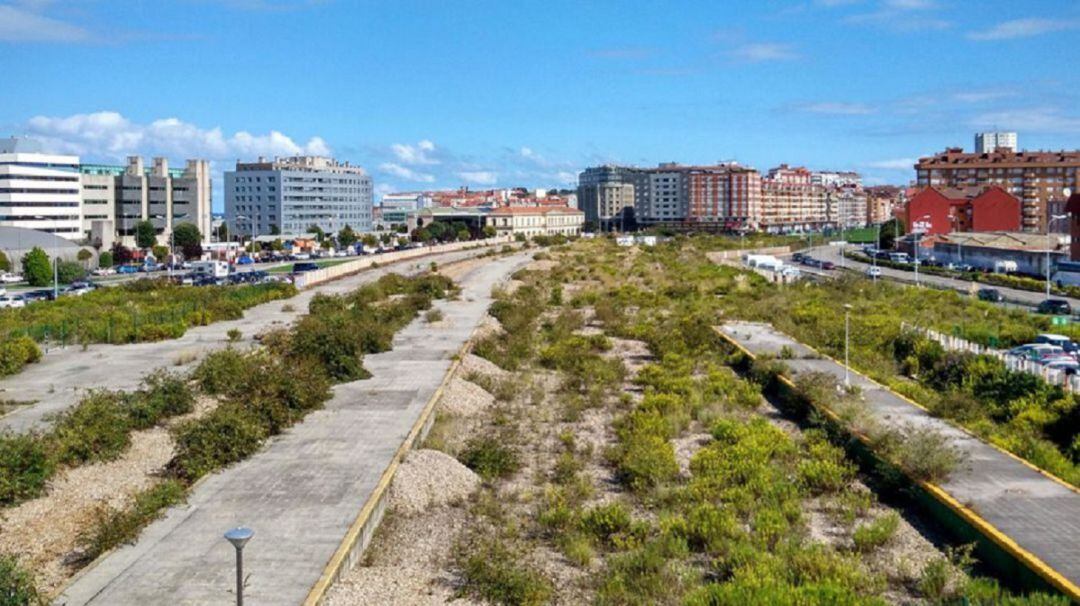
8, 301, 202, 352
901, 321, 1080, 392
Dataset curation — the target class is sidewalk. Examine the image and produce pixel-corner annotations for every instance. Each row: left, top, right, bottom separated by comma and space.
56, 252, 530, 605
718, 321, 1080, 599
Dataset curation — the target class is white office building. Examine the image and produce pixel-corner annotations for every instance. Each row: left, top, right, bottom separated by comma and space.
0, 137, 82, 240
225, 155, 373, 238
975, 131, 1018, 154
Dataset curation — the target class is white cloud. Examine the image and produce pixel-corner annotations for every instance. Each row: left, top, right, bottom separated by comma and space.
970, 107, 1080, 134
0, 3, 92, 42
845, 0, 950, 31
796, 102, 875, 115
379, 162, 435, 183
390, 140, 439, 165
968, 18, 1079, 41
728, 42, 800, 63
866, 158, 916, 170
457, 171, 498, 185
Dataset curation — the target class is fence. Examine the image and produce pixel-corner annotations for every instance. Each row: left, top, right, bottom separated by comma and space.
10, 301, 205, 353
901, 321, 1080, 392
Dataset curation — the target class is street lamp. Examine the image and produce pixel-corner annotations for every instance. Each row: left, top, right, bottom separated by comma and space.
224, 527, 253, 606
1046, 213, 1069, 298
913, 213, 931, 287
844, 303, 853, 388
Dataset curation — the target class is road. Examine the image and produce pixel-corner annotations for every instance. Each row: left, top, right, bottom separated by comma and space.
719, 321, 1080, 599
56, 251, 530, 606
802, 246, 1080, 310
0, 246, 502, 434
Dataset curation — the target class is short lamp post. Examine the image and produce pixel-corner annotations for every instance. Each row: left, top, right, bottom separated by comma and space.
1046, 213, 1069, 299
224, 527, 253, 606
844, 303, 853, 388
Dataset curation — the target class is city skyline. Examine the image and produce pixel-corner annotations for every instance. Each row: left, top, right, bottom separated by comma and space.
2, 0, 1079, 208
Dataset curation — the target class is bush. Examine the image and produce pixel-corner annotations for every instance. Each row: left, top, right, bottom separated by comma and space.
0, 337, 42, 377
169, 404, 268, 481
226, 328, 242, 342
0, 554, 41, 606
192, 349, 252, 396
580, 502, 632, 546
125, 371, 195, 430
852, 512, 900, 552
0, 432, 54, 505
78, 480, 186, 563
458, 436, 520, 481
456, 537, 552, 606
49, 391, 133, 465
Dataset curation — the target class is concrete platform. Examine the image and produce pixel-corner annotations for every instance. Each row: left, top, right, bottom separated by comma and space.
55, 252, 530, 605
719, 321, 1080, 598
0, 246, 499, 434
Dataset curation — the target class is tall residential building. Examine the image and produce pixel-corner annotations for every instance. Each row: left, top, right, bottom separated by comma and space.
225, 155, 373, 238
974, 131, 1017, 154
760, 165, 829, 232
79, 156, 212, 248
577, 165, 644, 226
0, 137, 82, 239
646, 164, 688, 221
915, 147, 1080, 232
685, 164, 760, 229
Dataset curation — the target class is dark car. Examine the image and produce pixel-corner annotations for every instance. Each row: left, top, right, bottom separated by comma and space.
292, 262, 320, 274
821, 261, 835, 270
1036, 299, 1072, 316
792, 252, 806, 262
977, 288, 1004, 303
22, 289, 56, 303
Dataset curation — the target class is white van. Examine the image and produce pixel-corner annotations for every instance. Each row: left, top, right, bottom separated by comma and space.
191, 260, 229, 279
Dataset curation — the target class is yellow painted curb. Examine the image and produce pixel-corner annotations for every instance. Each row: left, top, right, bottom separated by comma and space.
715, 326, 1080, 601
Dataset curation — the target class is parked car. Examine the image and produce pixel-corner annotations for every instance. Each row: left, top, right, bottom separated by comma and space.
0, 295, 25, 309
821, 261, 835, 270
62, 285, 91, 297
92, 266, 117, 276
1044, 358, 1080, 375
865, 266, 882, 279
1008, 343, 1069, 363
977, 288, 1004, 303
0, 273, 23, 284
1034, 334, 1080, 356
292, 261, 320, 274
236, 256, 255, 265
117, 265, 140, 274
1036, 299, 1072, 316
792, 252, 806, 262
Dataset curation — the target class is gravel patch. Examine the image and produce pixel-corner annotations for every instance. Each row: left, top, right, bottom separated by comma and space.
460, 353, 508, 379
437, 377, 495, 417
673, 430, 712, 478
525, 259, 558, 272
389, 449, 481, 516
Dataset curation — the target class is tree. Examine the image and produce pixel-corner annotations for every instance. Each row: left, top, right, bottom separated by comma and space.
216, 222, 229, 242
111, 242, 134, 266
361, 234, 379, 249
879, 218, 905, 250
77, 248, 93, 267
172, 223, 203, 260
134, 220, 157, 250
57, 261, 85, 284
0, 250, 10, 273
151, 245, 169, 261
457, 229, 471, 242
380, 232, 393, 245
482, 225, 497, 239
338, 225, 358, 248
21, 247, 51, 287
270, 224, 281, 235
98, 251, 114, 268
270, 239, 284, 252
306, 224, 325, 241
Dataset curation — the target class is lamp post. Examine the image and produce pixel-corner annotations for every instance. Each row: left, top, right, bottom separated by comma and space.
844, 303, 853, 388
224, 527, 253, 606
235, 215, 256, 265
1046, 213, 1069, 298
913, 214, 931, 287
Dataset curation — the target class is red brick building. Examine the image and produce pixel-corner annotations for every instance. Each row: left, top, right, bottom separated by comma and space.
904, 186, 1020, 235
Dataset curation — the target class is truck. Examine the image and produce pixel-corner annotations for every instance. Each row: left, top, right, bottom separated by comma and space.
190, 260, 230, 279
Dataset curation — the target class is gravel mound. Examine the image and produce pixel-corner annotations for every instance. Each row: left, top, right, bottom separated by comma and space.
460, 353, 508, 379
438, 377, 494, 417
389, 449, 481, 516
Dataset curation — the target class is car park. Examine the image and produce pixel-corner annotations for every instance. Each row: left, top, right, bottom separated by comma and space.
977, 288, 1004, 303
1036, 299, 1072, 316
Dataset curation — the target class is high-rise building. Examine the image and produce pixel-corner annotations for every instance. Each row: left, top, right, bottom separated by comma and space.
915, 147, 1080, 232
79, 156, 212, 248
760, 165, 829, 232
576, 165, 644, 227
0, 137, 82, 239
225, 155, 373, 238
974, 131, 1017, 154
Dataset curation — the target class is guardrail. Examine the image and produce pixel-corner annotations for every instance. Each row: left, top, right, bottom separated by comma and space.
292, 237, 513, 289
901, 322, 1080, 392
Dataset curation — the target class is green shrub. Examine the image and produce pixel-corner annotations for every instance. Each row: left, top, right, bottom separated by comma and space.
0, 433, 54, 505
456, 537, 552, 606
125, 371, 195, 430
458, 436, 520, 481
852, 512, 899, 552
595, 536, 689, 606
169, 404, 268, 481
580, 502, 632, 546
49, 391, 133, 465
0, 337, 42, 378
0, 554, 41, 606
78, 480, 186, 562
226, 328, 242, 342
192, 348, 251, 396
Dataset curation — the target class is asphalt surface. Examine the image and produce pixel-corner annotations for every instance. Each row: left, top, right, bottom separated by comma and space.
805, 245, 1080, 310
720, 321, 1080, 594
56, 251, 530, 606
0, 246, 502, 434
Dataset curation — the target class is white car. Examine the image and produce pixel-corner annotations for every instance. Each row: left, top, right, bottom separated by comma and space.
0, 273, 22, 284
0, 295, 25, 309
92, 267, 117, 276
865, 266, 882, 279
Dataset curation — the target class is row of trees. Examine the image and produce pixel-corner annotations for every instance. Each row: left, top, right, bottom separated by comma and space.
411, 220, 496, 245
132, 221, 203, 260
18, 248, 87, 287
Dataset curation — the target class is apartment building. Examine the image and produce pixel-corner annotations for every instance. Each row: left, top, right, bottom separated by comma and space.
915, 147, 1079, 232
487, 206, 584, 238
225, 155, 373, 238
79, 156, 212, 248
0, 137, 82, 239
760, 165, 829, 232
577, 165, 646, 226
975, 131, 1017, 154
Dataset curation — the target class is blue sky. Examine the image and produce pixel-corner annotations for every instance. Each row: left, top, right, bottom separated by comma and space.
1, 0, 1078, 208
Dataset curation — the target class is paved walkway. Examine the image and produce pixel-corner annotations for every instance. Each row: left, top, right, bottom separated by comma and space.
0, 247, 497, 434
718, 321, 1080, 596
56, 251, 530, 605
